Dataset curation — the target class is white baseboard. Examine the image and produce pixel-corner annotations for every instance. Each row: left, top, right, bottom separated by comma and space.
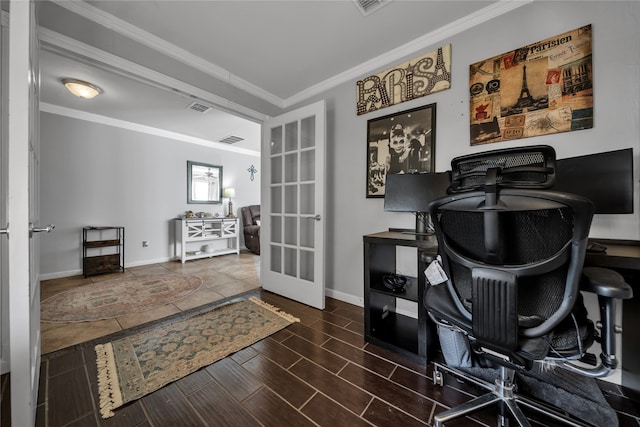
39, 256, 174, 281
40, 269, 82, 281
126, 257, 173, 268
325, 288, 363, 308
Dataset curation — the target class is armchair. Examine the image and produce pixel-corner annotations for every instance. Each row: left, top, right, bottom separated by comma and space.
424, 146, 632, 426
241, 205, 260, 255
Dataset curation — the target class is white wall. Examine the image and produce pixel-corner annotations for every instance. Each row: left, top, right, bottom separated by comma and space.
300, 1, 640, 305
39, 112, 261, 278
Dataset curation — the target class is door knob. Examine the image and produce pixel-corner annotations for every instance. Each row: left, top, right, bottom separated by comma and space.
0, 223, 7, 236
307, 215, 321, 221
30, 223, 55, 234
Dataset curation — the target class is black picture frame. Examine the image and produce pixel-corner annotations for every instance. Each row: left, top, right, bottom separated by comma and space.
366, 103, 436, 198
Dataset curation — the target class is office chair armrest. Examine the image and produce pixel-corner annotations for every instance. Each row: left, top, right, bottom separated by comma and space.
580, 267, 633, 299
565, 266, 633, 376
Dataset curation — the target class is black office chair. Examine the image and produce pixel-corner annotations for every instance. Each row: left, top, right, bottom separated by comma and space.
423, 145, 633, 427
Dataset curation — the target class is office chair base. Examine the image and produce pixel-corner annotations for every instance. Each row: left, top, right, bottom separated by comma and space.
432, 363, 591, 427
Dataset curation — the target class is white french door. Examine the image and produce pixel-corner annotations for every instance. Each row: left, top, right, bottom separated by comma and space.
0, 10, 8, 376
8, 1, 42, 425
261, 101, 326, 309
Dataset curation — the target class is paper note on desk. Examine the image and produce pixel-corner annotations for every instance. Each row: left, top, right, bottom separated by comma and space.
425, 256, 448, 285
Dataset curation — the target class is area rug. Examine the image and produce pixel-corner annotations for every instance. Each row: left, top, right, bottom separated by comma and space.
95, 297, 299, 418
41, 275, 203, 322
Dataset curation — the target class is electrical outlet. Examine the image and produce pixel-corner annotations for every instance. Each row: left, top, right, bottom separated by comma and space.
142, 241, 149, 247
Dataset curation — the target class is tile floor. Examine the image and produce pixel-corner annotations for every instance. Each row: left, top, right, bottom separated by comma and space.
1, 251, 637, 426
25, 290, 640, 427
40, 250, 261, 354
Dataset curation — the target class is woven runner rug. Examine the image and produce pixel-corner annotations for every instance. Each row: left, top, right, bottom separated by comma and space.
41, 275, 203, 322
95, 297, 299, 418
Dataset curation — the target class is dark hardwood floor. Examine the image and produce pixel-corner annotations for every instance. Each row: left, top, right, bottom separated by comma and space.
2, 289, 640, 426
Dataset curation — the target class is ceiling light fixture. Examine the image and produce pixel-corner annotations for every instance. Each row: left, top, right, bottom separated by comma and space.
62, 78, 102, 99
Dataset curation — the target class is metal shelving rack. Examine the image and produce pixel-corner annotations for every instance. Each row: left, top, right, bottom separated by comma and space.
82, 226, 125, 278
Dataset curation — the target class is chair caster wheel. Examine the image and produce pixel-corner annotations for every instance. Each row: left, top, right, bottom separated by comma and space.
433, 370, 444, 386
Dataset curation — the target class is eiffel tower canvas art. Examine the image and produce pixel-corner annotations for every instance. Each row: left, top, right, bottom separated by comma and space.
469, 25, 592, 145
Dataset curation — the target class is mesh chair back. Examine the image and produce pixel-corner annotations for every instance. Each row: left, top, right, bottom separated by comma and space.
429, 146, 593, 356
450, 145, 556, 193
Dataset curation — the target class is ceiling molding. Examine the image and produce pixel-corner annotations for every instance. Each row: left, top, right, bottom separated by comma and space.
40, 102, 261, 157
47, 0, 532, 111
39, 28, 269, 124
49, 0, 285, 108
284, 0, 533, 107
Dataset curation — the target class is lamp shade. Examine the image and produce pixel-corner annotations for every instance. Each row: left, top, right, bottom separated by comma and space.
62, 79, 102, 99
223, 188, 236, 198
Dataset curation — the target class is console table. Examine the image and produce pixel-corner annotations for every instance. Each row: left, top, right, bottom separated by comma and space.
585, 239, 640, 393
174, 218, 239, 263
363, 231, 438, 363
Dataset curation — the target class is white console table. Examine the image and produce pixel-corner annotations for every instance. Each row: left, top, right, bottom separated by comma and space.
174, 217, 240, 263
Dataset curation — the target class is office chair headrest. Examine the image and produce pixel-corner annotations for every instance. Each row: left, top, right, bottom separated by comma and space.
449, 145, 556, 194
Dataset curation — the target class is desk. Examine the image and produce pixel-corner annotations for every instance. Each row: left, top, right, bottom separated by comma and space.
585, 239, 640, 393
363, 233, 640, 381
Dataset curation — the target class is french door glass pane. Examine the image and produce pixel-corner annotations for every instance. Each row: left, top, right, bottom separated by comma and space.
284, 217, 297, 245
284, 247, 297, 277
271, 215, 282, 244
270, 245, 282, 273
284, 153, 298, 183
271, 156, 282, 184
270, 126, 282, 155
300, 150, 315, 181
300, 219, 314, 248
285, 122, 298, 152
300, 183, 314, 215
300, 250, 314, 281
301, 116, 315, 149
284, 184, 297, 214
271, 186, 282, 214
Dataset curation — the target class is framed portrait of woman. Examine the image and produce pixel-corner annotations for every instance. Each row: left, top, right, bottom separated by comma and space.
366, 103, 436, 198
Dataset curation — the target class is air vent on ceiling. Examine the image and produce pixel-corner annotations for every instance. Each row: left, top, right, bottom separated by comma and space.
219, 135, 245, 145
354, 0, 391, 16
187, 101, 212, 113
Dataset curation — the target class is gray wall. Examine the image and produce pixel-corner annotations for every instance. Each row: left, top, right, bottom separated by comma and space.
40, 1, 640, 308
39, 112, 261, 278
303, 1, 640, 304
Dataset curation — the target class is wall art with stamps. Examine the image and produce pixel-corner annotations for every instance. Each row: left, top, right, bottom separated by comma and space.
469, 25, 592, 145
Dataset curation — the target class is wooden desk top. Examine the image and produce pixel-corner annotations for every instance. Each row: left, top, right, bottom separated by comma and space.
586, 239, 640, 271
364, 230, 438, 249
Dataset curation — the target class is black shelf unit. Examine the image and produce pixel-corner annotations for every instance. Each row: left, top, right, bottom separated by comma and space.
82, 226, 125, 278
363, 231, 438, 363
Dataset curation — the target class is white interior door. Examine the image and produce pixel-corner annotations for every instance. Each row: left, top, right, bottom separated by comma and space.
8, 1, 41, 425
0, 10, 9, 376
261, 101, 326, 309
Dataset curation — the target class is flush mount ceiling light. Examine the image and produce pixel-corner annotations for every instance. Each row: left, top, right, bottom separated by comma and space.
62, 78, 102, 99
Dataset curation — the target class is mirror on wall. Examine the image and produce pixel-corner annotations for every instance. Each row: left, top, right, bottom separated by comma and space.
187, 161, 223, 204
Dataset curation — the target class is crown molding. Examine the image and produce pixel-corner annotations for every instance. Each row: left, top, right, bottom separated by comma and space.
50, 0, 285, 108
39, 28, 269, 124
284, 0, 533, 107
47, 0, 531, 110
40, 102, 261, 157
